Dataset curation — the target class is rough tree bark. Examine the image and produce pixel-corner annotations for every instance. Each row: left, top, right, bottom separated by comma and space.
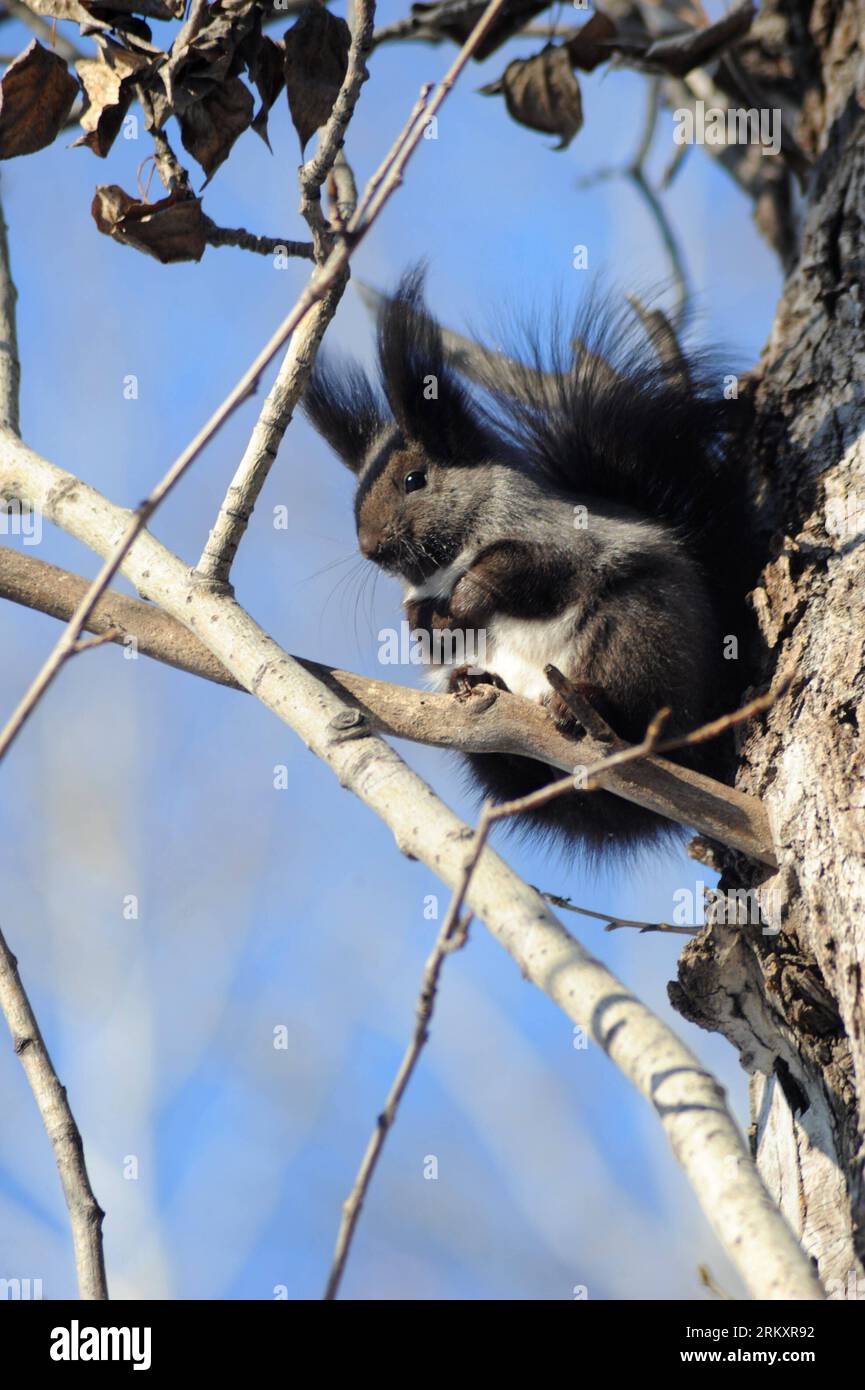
670, 0, 865, 1296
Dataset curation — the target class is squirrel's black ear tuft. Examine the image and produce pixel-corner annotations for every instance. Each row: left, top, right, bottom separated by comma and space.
378, 265, 494, 465
302, 357, 386, 474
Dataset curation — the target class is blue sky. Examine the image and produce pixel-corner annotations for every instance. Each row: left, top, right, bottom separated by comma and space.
0, 1, 782, 1299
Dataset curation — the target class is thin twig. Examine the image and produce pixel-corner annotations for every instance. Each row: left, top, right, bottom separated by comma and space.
194, 276, 350, 587
0, 0, 512, 760
324, 907, 471, 1299
0, 180, 20, 435
71, 628, 121, 654
353, 276, 560, 399
327, 151, 358, 230
627, 166, 689, 329
626, 293, 691, 388
299, 0, 375, 260
534, 891, 693, 935
1, 0, 85, 61
576, 78, 689, 329
437, 676, 791, 950
0, 924, 108, 1299
0, 432, 824, 1302
605, 919, 697, 936
528, 663, 792, 822
195, 0, 372, 587
0, 547, 778, 864
196, 0, 376, 585
202, 223, 314, 261
699, 1263, 735, 1300
660, 137, 689, 190
194, 0, 508, 588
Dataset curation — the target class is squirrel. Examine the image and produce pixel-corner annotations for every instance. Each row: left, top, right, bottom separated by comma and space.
302, 268, 758, 860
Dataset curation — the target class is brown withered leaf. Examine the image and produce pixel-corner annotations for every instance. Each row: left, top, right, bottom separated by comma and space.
163, 0, 260, 115
408, 0, 549, 62
565, 12, 617, 73
480, 44, 583, 150
595, 1, 756, 77
642, 2, 755, 77
28, 0, 181, 21
0, 40, 79, 160
92, 184, 208, 262
244, 33, 284, 145
283, 4, 350, 152
178, 74, 254, 180
74, 39, 150, 157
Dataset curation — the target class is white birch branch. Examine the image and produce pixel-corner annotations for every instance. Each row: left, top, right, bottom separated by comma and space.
195, 282, 348, 587
0, 430, 823, 1301
0, 545, 777, 865
196, 0, 377, 586
0, 0, 510, 770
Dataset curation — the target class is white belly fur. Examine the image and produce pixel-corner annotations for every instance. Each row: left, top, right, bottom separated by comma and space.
486, 612, 577, 702
420, 611, 577, 703
405, 555, 577, 703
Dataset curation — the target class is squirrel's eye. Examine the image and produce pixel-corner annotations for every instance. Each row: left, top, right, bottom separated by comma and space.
404, 470, 427, 494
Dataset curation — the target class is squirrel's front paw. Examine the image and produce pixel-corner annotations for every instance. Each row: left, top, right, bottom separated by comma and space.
448, 666, 509, 701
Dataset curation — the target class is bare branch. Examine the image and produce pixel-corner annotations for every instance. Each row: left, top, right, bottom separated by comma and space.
0, 0, 512, 759
202, 223, 315, 261
196, 0, 510, 589
353, 277, 617, 398
0, 545, 777, 864
194, 278, 349, 587
196, 0, 377, 586
0, 432, 823, 1302
575, 78, 689, 329
1, 0, 84, 62
534, 890, 692, 935
324, 905, 470, 1299
0, 179, 20, 435
71, 627, 121, 654
0, 924, 108, 1299
299, 0, 375, 258
353, 277, 557, 398
626, 293, 691, 388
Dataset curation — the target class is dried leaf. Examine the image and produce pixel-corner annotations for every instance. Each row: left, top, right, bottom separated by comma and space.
28, 0, 181, 21
178, 74, 253, 179
644, 2, 755, 77
283, 4, 350, 152
0, 40, 79, 160
74, 39, 150, 157
596, 2, 756, 78
408, 0, 549, 61
565, 12, 617, 73
95, 13, 154, 44
480, 45, 583, 150
244, 33, 284, 145
92, 184, 208, 262
161, 0, 259, 119
23, 0, 108, 28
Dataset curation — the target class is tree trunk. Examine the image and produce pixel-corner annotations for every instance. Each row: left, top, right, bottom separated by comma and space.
670, 0, 865, 1296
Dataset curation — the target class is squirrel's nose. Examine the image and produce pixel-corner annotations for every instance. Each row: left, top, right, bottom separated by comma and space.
358, 525, 378, 559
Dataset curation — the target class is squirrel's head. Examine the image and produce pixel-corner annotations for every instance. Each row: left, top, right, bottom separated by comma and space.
302, 268, 499, 585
